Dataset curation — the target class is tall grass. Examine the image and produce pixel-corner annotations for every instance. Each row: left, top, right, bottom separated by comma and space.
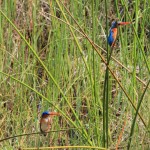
0, 0, 149, 149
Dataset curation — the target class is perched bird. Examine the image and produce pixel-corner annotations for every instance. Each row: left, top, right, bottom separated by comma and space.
40, 111, 60, 136
108, 21, 130, 47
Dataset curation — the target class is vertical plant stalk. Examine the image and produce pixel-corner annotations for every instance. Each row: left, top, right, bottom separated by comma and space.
102, 36, 118, 147
132, 0, 139, 111
92, 0, 97, 103
103, 43, 116, 147
103, 0, 109, 147
92, 0, 100, 144
127, 79, 150, 150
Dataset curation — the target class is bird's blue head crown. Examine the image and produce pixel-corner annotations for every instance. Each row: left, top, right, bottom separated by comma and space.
42, 111, 50, 116
111, 21, 118, 29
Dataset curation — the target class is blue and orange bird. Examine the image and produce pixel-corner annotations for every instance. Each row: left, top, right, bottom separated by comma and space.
108, 21, 130, 47
40, 111, 60, 136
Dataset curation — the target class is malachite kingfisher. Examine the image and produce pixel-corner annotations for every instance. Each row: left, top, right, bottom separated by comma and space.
108, 21, 130, 47
40, 111, 60, 136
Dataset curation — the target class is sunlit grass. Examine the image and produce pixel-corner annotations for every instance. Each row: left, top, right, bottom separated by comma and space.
0, 0, 149, 149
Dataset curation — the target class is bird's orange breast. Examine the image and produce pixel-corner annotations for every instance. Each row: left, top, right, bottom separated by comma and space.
40, 117, 52, 132
112, 28, 117, 40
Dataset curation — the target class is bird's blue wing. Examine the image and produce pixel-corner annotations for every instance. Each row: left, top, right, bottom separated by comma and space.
108, 30, 114, 46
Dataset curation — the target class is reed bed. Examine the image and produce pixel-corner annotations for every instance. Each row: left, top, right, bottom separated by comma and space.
0, 0, 149, 149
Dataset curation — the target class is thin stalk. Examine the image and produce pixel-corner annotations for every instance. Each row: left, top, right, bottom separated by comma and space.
22, 146, 106, 150
92, 0, 96, 103
0, 127, 85, 142
132, 0, 139, 110
92, 0, 100, 145
103, 0, 109, 147
104, 31, 110, 147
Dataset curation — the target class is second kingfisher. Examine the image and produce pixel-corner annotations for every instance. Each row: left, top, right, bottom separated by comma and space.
40, 111, 60, 136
